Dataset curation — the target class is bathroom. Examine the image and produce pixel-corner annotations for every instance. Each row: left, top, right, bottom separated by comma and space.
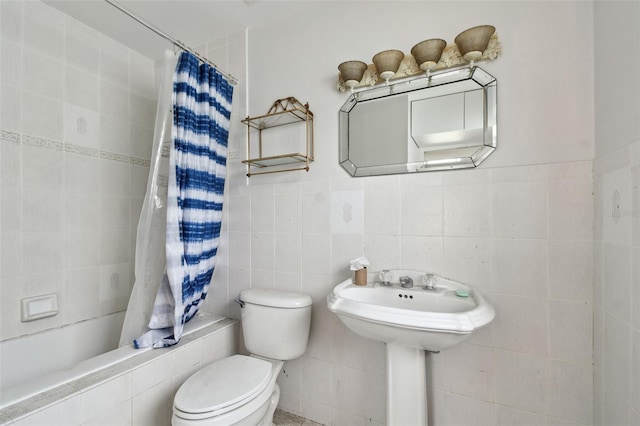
0, 0, 638, 425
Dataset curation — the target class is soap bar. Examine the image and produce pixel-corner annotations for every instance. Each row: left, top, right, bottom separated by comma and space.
455, 289, 470, 298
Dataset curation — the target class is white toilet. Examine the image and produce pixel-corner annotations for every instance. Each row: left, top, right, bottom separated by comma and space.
172, 289, 312, 426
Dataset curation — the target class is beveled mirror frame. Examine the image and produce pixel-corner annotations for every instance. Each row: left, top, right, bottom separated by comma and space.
339, 66, 497, 177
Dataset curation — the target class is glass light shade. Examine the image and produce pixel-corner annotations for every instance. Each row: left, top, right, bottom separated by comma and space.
338, 60, 368, 88
372, 49, 404, 81
454, 25, 495, 62
410, 38, 447, 71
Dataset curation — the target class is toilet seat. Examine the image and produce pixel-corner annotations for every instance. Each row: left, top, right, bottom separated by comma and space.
173, 355, 273, 420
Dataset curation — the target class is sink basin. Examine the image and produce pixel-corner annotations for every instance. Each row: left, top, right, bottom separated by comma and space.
326, 269, 495, 351
327, 269, 495, 425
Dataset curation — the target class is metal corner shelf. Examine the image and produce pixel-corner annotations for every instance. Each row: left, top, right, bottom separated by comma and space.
241, 97, 314, 177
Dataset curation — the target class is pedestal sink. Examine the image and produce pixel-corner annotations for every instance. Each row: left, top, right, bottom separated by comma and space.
326, 269, 495, 426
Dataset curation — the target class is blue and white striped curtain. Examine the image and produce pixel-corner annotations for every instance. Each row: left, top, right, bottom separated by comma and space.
134, 51, 233, 348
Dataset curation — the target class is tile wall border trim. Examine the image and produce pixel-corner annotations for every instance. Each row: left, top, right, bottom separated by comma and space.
22, 135, 63, 151
129, 156, 151, 166
0, 129, 151, 166
0, 130, 21, 144
64, 144, 99, 158
100, 150, 130, 163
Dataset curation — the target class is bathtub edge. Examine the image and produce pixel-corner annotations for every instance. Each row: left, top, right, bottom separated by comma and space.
0, 316, 238, 425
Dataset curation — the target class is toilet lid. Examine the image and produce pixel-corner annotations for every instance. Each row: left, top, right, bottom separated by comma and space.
174, 355, 272, 415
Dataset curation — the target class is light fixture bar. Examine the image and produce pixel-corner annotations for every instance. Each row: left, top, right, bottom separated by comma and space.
350, 65, 473, 98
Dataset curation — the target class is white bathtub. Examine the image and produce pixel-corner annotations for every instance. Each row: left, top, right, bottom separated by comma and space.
0, 312, 125, 393
0, 312, 229, 412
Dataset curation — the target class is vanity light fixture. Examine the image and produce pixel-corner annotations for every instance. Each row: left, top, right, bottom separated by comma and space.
410, 38, 447, 73
338, 60, 368, 91
336, 25, 501, 92
454, 25, 496, 65
372, 49, 405, 83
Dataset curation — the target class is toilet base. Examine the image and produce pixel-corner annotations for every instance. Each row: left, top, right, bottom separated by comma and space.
258, 383, 280, 426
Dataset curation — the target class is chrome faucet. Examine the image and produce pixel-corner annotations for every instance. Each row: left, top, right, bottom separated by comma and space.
424, 274, 437, 291
399, 276, 413, 288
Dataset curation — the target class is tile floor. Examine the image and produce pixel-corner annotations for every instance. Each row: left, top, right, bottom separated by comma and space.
273, 409, 324, 426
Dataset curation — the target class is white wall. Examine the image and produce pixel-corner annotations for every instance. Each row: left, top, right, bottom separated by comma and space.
211, 1, 597, 425
592, 1, 640, 425
0, 1, 155, 342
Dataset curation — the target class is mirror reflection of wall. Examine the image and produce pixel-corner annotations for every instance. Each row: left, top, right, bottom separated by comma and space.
348, 95, 408, 167
410, 88, 484, 154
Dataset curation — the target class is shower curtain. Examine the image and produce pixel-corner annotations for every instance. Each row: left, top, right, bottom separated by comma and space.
119, 51, 234, 348
119, 50, 176, 348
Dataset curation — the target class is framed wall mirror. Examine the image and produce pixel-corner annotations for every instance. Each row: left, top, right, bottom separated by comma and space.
339, 67, 497, 177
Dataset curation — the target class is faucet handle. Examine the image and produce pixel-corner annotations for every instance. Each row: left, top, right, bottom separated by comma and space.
424, 274, 437, 290
379, 270, 392, 285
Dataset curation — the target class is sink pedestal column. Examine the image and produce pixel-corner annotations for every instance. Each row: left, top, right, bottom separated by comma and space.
386, 344, 427, 425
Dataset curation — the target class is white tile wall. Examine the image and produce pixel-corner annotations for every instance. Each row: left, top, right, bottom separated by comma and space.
0, 0, 155, 342
442, 343, 493, 402
491, 239, 546, 296
594, 1, 640, 423
65, 66, 100, 111
213, 2, 602, 424
549, 300, 593, 364
443, 183, 491, 237
548, 240, 593, 301
494, 349, 548, 414
213, 160, 596, 425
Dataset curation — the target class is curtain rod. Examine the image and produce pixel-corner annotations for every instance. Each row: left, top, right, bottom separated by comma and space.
104, 0, 239, 85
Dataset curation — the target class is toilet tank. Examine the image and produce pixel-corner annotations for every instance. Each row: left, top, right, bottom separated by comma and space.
238, 289, 312, 360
